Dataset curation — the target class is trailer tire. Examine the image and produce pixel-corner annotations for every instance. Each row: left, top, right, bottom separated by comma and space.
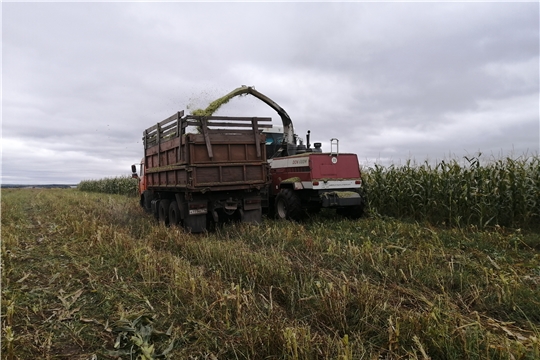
139, 195, 144, 209
159, 199, 171, 226
142, 191, 153, 213
169, 201, 181, 227
151, 200, 160, 220
275, 189, 303, 221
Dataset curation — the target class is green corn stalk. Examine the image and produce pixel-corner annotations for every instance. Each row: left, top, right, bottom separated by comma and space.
78, 176, 138, 197
363, 154, 539, 228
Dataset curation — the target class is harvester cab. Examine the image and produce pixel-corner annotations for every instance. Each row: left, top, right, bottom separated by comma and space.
263, 127, 323, 160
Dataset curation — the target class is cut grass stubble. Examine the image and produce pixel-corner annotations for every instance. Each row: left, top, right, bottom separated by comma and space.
2, 189, 539, 359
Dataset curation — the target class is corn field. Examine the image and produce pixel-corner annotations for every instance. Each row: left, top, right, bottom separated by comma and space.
363, 154, 540, 228
78, 176, 138, 197
79, 155, 540, 229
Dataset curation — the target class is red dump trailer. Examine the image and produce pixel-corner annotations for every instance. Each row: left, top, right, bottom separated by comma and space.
132, 111, 271, 232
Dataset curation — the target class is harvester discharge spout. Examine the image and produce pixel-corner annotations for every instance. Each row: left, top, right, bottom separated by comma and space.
207, 85, 297, 156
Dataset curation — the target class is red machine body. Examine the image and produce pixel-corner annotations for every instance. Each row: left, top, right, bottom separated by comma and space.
132, 112, 270, 232
270, 152, 362, 193
266, 149, 364, 220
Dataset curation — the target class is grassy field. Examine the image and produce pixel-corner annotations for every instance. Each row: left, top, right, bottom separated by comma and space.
1, 188, 539, 359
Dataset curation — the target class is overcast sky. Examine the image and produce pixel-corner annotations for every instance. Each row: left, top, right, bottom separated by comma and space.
2, 2, 539, 184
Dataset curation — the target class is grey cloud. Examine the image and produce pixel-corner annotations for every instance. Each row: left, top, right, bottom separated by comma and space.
2, 2, 538, 184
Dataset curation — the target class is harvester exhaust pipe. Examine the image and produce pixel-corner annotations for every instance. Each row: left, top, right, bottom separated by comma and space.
306, 130, 311, 149
330, 138, 339, 157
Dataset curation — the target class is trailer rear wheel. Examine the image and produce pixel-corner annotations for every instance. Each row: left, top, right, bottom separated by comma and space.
169, 201, 181, 227
159, 199, 171, 226
151, 200, 160, 220
275, 189, 303, 221
184, 214, 207, 233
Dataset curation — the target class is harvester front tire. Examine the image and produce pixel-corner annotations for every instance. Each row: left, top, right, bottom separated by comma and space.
275, 189, 303, 221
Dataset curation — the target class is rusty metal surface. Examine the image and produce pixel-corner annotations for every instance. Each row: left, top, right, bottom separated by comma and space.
144, 112, 271, 192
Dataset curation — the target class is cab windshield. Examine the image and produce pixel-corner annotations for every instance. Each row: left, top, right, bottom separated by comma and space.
265, 133, 284, 159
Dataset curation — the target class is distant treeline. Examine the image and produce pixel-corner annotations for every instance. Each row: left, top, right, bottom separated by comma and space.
1, 184, 76, 189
